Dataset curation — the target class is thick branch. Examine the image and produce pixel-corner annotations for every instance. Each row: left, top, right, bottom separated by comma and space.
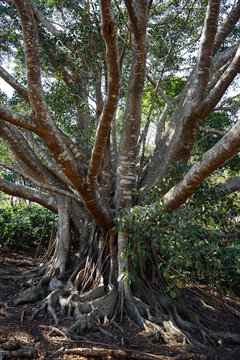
0, 178, 57, 213
14, 0, 48, 118
163, 119, 240, 212
197, 0, 220, 98
124, 0, 141, 35
214, 176, 240, 199
87, 0, 120, 185
207, 42, 240, 92
0, 106, 35, 130
0, 160, 82, 203
202, 46, 240, 114
116, 1, 147, 207
214, 2, 240, 54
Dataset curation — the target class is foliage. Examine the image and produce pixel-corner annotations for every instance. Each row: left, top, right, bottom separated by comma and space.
195, 112, 231, 154
116, 176, 240, 296
0, 203, 57, 254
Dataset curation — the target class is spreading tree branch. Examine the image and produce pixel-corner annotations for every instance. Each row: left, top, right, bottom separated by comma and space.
0, 160, 82, 203
0, 177, 57, 213
214, 176, 240, 199
202, 46, 240, 114
163, 118, 240, 212
199, 127, 225, 136
0, 106, 35, 131
14, 0, 48, 118
197, 0, 220, 98
213, 2, 240, 54
87, 0, 120, 185
0, 65, 29, 102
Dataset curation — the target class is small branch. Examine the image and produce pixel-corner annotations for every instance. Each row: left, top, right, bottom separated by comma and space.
155, 102, 171, 144
214, 103, 240, 112
23, 130, 76, 189
113, 0, 131, 32
33, 4, 59, 37
146, 74, 170, 104
0, 65, 29, 102
146, 75, 181, 104
199, 127, 225, 136
138, 76, 162, 156
0, 31, 8, 38
218, 92, 240, 106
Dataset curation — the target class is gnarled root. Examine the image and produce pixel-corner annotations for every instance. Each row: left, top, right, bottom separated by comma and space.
8, 259, 67, 307
30, 283, 118, 337
123, 286, 240, 353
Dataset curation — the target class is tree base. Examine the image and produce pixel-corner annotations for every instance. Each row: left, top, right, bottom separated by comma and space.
7, 260, 240, 357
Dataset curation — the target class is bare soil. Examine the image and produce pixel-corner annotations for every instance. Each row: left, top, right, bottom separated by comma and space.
0, 253, 240, 359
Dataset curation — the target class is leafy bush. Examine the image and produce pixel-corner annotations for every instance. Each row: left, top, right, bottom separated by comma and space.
117, 179, 240, 296
0, 204, 57, 254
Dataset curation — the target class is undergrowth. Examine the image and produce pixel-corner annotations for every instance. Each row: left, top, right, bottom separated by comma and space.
0, 203, 57, 254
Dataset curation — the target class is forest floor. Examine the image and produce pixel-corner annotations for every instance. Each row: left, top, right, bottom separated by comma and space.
0, 252, 240, 360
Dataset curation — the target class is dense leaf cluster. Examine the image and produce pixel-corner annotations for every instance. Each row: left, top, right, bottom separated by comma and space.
117, 175, 240, 296
0, 204, 57, 254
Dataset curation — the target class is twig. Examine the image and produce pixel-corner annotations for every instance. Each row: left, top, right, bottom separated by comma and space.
48, 326, 69, 339
20, 310, 25, 323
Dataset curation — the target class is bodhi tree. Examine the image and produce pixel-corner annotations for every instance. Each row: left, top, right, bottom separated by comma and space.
0, 0, 240, 347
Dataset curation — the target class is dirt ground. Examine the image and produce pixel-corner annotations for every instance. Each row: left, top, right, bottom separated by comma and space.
0, 253, 240, 360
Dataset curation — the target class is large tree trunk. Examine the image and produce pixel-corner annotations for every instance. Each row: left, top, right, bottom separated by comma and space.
51, 196, 71, 276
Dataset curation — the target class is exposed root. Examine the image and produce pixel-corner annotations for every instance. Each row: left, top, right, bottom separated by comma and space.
7, 259, 67, 307
125, 294, 191, 345
31, 289, 64, 324
0, 343, 38, 359
8, 248, 240, 354
57, 345, 172, 360
124, 289, 240, 350
70, 287, 118, 333
28, 282, 118, 336
48, 326, 69, 340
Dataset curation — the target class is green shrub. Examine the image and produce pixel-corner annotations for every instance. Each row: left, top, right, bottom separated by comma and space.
0, 203, 57, 254
117, 181, 240, 296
